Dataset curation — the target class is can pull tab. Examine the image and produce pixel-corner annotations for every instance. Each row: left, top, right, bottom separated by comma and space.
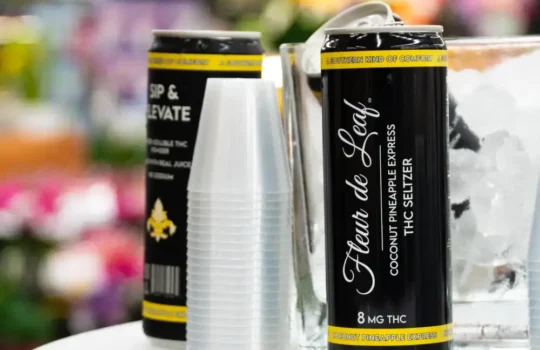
302, 1, 398, 77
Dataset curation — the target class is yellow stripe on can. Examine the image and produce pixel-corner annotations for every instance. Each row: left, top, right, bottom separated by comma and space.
148, 53, 263, 72
142, 301, 187, 323
328, 323, 453, 346
321, 50, 447, 70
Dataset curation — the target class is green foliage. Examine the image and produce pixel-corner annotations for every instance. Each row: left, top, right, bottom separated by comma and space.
0, 287, 54, 343
90, 133, 146, 167
274, 11, 327, 48
0, 239, 55, 344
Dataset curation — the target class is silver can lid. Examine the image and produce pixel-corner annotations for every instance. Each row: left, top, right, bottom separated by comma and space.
152, 30, 261, 40
325, 25, 444, 35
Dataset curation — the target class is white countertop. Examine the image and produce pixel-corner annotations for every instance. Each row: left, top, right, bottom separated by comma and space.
35, 301, 531, 350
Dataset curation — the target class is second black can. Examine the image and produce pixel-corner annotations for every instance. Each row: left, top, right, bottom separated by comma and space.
321, 26, 452, 349
143, 30, 264, 348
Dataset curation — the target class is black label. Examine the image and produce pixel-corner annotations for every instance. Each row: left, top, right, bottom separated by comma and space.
321, 47, 452, 349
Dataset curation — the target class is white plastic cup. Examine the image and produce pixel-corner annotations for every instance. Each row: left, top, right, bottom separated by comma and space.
187, 325, 287, 337
188, 198, 292, 210
188, 191, 291, 202
186, 307, 289, 320
186, 339, 285, 350
187, 245, 286, 258
186, 294, 288, 308
187, 280, 288, 294
186, 304, 289, 319
188, 207, 292, 218
187, 225, 291, 236
187, 287, 286, 299
187, 236, 287, 250
187, 79, 291, 195
186, 267, 288, 278
186, 252, 288, 263
187, 328, 286, 340
187, 259, 287, 270
187, 215, 291, 227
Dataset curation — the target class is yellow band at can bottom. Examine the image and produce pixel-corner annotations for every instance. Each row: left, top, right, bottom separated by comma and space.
142, 301, 187, 323
328, 323, 453, 346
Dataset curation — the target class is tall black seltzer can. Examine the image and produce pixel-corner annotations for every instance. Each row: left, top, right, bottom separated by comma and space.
321, 25, 452, 350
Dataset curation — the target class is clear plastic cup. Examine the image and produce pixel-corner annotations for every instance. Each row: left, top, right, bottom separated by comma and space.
186, 294, 288, 308
186, 309, 289, 320
187, 286, 285, 299
186, 262, 288, 275
188, 207, 291, 218
186, 301, 288, 312
187, 246, 286, 259
187, 244, 288, 254
188, 191, 291, 202
187, 259, 288, 270
187, 215, 291, 226
187, 221, 290, 231
188, 267, 288, 279
187, 304, 289, 319
187, 328, 286, 341
187, 265, 290, 278
187, 258, 287, 271
187, 296, 289, 307
187, 339, 285, 350
188, 310, 287, 331
187, 279, 288, 293
187, 254, 288, 266
187, 236, 287, 250
186, 281, 288, 296
187, 227, 292, 241
186, 267, 287, 280
187, 249, 288, 261
187, 79, 291, 195
187, 226, 289, 234
187, 325, 287, 337
186, 296, 287, 309
188, 198, 292, 210
187, 226, 290, 237
186, 304, 290, 317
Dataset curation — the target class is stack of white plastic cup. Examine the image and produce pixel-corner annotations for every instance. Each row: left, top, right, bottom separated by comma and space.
529, 174, 540, 350
186, 78, 292, 350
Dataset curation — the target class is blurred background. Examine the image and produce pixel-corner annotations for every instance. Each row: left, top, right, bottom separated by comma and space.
0, 0, 540, 348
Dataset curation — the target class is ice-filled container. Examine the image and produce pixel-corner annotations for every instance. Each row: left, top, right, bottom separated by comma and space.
447, 37, 540, 304
280, 36, 540, 347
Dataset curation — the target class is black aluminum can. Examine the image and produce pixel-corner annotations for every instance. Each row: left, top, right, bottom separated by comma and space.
321, 26, 452, 349
143, 30, 263, 345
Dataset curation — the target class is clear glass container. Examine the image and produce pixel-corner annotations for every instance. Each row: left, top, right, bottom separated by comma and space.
280, 36, 540, 348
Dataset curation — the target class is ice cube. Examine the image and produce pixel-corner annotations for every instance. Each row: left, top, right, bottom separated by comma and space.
496, 135, 529, 175
448, 68, 485, 101
449, 149, 483, 203
457, 85, 518, 137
